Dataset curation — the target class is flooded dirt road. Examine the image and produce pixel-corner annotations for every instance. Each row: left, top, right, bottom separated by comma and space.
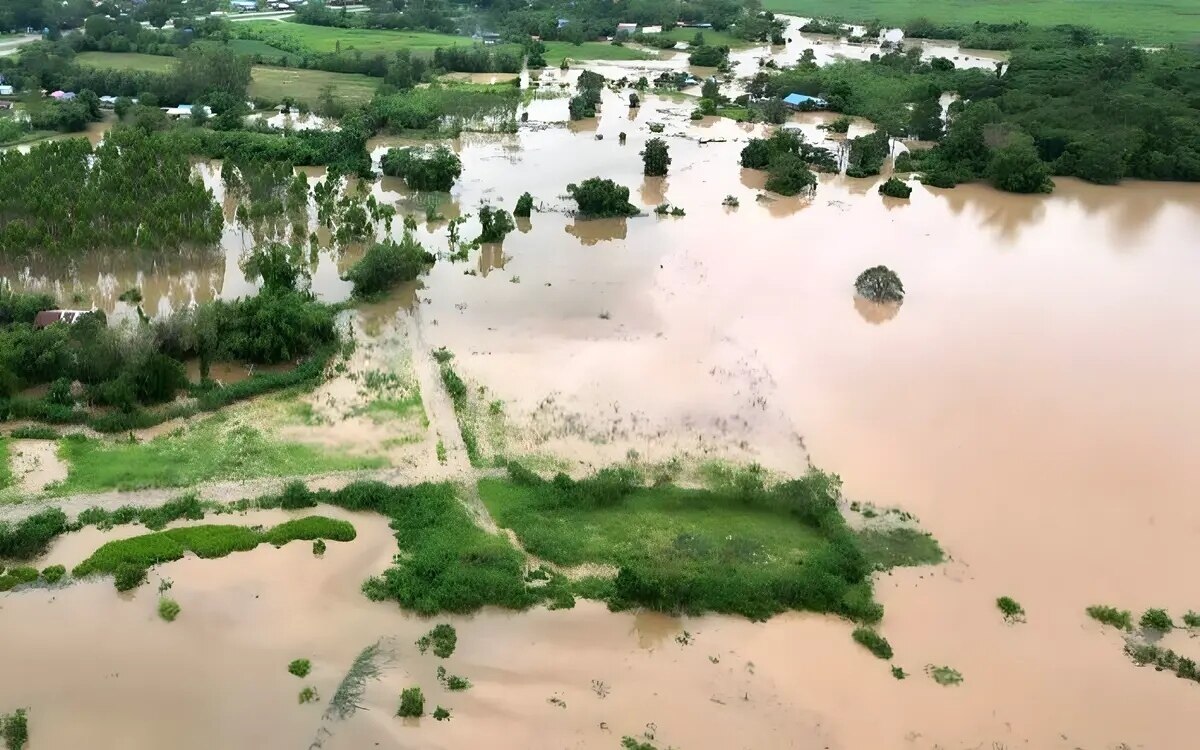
3, 41, 1200, 749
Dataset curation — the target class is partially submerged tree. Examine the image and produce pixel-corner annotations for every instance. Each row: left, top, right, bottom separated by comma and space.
381, 146, 462, 192
855, 266, 905, 303
476, 205, 515, 243
765, 153, 816, 195
566, 178, 639, 218
879, 177, 912, 198
642, 138, 670, 176
513, 192, 534, 218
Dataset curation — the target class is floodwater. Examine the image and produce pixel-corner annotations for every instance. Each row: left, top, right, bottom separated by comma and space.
3, 32, 1200, 750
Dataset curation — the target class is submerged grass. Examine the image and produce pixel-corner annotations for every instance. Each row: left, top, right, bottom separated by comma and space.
325, 640, 392, 721
1087, 605, 1133, 631
855, 527, 944, 569
479, 463, 904, 621
851, 627, 893, 659
71, 516, 355, 588
53, 415, 382, 494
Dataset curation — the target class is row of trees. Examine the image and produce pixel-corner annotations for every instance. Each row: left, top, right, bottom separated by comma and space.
0, 130, 222, 257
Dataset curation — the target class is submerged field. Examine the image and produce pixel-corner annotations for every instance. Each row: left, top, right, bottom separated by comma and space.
1, 17, 1199, 750
763, 0, 1200, 44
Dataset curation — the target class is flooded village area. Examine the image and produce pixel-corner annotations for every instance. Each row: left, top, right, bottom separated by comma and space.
2, 10, 1200, 750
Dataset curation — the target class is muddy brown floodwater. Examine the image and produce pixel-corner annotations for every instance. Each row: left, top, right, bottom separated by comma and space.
3, 38, 1200, 749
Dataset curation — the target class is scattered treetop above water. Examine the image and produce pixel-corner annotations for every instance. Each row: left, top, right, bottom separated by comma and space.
855, 266, 905, 304
566, 178, 639, 218
381, 146, 462, 192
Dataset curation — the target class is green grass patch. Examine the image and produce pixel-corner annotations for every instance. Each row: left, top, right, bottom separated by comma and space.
479, 464, 892, 621
249, 65, 380, 106
71, 516, 355, 589
158, 596, 181, 621
926, 664, 963, 685
53, 416, 382, 494
543, 41, 653, 64
41, 564, 65, 584
0, 565, 38, 592
73, 51, 379, 106
196, 38, 303, 65
1087, 605, 1133, 631
354, 396, 423, 422
761, 0, 1200, 46
75, 51, 176, 72
0, 438, 11, 491
855, 527, 944, 569
9, 426, 60, 440
1184, 611, 1200, 628
658, 27, 751, 48
238, 21, 476, 54
0, 508, 69, 560
851, 626, 893, 659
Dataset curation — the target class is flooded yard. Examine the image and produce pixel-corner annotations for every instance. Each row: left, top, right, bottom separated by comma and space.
3, 17, 1200, 749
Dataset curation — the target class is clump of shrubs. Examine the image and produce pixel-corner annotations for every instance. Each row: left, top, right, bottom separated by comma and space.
851, 627, 893, 659
1140, 608, 1174, 632
879, 177, 912, 198
41, 565, 66, 584
416, 624, 457, 658
1086, 605, 1132, 631
397, 686, 425, 718
288, 659, 312, 678
343, 236, 435, 298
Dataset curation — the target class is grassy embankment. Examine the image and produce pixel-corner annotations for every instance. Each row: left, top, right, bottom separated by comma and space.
72, 516, 356, 587
74, 51, 381, 105
763, 0, 1200, 45
479, 463, 943, 620
49, 413, 383, 494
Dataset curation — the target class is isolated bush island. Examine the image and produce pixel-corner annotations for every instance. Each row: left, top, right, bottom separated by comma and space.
855, 266, 905, 303
642, 138, 671, 177
344, 235, 435, 298
879, 177, 912, 198
567, 178, 639, 218
380, 146, 462, 192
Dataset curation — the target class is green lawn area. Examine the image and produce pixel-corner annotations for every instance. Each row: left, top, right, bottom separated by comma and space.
658, 27, 754, 48
249, 65, 380, 105
197, 38, 303, 65
73, 52, 379, 105
235, 20, 475, 54
764, 0, 1200, 45
543, 40, 653, 63
51, 416, 383, 494
76, 50, 175, 72
480, 477, 830, 568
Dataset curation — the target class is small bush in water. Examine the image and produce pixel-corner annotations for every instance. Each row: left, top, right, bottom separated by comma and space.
1140, 608, 1174, 632
1184, 611, 1200, 628
2, 707, 29, 750
433, 706, 451, 721
996, 596, 1026, 623
312, 539, 327, 556
925, 664, 963, 686
298, 686, 319, 704
878, 176, 912, 198
1087, 605, 1132, 630
158, 597, 181, 622
397, 686, 425, 718
891, 665, 907, 679
289, 659, 312, 678
851, 627, 893, 659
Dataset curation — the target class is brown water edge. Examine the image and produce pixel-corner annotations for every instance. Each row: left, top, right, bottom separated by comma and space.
1, 506, 845, 750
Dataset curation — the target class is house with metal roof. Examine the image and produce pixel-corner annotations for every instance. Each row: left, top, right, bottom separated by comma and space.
783, 92, 827, 109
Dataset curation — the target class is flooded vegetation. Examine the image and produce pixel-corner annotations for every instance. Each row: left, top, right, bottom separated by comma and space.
2, 3, 1200, 749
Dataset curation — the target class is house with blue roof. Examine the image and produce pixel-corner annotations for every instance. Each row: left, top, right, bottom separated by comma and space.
783, 93, 827, 110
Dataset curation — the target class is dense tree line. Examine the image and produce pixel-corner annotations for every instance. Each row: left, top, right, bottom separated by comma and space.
0, 129, 222, 257
368, 82, 520, 133
0, 41, 251, 106
760, 25, 1200, 190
